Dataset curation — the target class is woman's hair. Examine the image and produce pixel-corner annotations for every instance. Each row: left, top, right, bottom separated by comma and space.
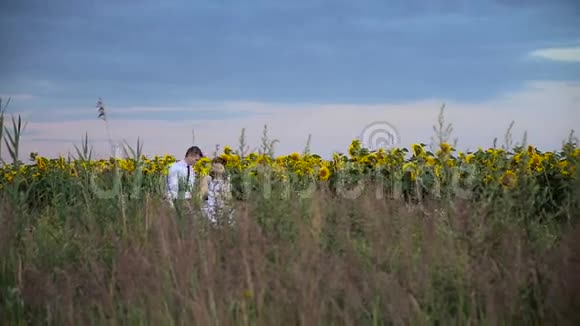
209, 157, 227, 179
212, 157, 226, 165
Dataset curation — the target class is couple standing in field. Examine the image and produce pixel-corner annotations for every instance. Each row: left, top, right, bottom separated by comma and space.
165, 146, 234, 225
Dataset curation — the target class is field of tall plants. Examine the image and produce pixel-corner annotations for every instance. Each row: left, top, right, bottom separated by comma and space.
1, 100, 580, 325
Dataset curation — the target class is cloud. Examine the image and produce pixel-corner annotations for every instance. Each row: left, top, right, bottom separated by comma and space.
529, 46, 580, 63
114, 101, 275, 115
5, 80, 580, 161
7, 101, 277, 123
0, 93, 36, 101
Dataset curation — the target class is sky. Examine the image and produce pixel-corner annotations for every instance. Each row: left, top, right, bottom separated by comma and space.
1, 0, 579, 159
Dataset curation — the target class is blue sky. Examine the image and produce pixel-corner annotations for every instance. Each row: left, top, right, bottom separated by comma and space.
1, 0, 579, 158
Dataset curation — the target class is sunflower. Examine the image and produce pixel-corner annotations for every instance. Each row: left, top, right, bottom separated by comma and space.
376, 148, 386, 159
163, 154, 175, 164
465, 154, 475, 164
4, 170, 17, 183
402, 162, 419, 181
436, 143, 452, 157
411, 143, 425, 157
256, 154, 270, 165
439, 142, 452, 154
226, 154, 241, 168
434, 164, 442, 178
194, 157, 211, 175
318, 165, 331, 181
275, 155, 287, 166
289, 152, 301, 161
348, 139, 361, 157
56, 157, 66, 170
218, 153, 229, 162
425, 156, 437, 166
500, 170, 517, 189
35, 156, 48, 171
512, 152, 523, 165
558, 160, 575, 176
358, 155, 371, 165
119, 159, 136, 172
528, 154, 543, 173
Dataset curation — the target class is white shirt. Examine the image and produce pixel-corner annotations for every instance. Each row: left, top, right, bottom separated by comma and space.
166, 159, 196, 200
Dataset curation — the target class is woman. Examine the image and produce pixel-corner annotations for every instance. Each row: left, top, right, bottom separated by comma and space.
201, 157, 234, 225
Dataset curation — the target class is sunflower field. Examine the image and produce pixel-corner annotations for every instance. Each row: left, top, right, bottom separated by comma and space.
1, 138, 578, 218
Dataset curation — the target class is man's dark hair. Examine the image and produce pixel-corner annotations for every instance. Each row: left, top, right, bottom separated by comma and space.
185, 146, 203, 158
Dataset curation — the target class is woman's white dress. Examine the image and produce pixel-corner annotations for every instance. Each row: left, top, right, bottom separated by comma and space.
203, 176, 234, 225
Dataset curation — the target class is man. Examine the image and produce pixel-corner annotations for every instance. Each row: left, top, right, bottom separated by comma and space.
165, 146, 204, 207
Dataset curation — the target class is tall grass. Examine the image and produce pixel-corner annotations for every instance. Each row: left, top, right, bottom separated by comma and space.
2, 184, 579, 325
1, 102, 579, 325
